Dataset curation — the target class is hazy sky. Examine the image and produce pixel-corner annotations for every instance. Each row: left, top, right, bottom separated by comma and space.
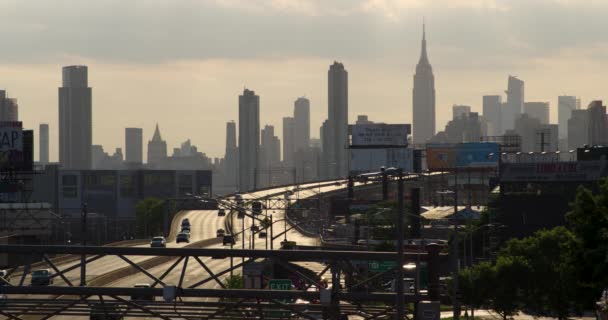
2, 0, 608, 161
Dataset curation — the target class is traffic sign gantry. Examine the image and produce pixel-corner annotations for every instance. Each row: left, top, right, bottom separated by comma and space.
368, 260, 398, 272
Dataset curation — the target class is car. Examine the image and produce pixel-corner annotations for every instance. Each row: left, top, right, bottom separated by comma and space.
251, 225, 259, 232
181, 226, 191, 233
150, 236, 166, 248
181, 218, 190, 228
218, 209, 226, 217
176, 232, 190, 243
0, 269, 10, 285
31, 269, 53, 286
131, 283, 154, 301
222, 235, 236, 246
216, 229, 225, 237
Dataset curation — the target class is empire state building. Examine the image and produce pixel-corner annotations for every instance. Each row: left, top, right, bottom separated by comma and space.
412, 23, 436, 144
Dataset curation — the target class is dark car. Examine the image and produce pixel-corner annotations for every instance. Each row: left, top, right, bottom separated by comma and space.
216, 229, 225, 237
218, 209, 226, 217
31, 269, 53, 286
150, 236, 166, 248
176, 232, 190, 243
181, 218, 190, 228
222, 235, 236, 246
130, 283, 154, 301
181, 226, 191, 233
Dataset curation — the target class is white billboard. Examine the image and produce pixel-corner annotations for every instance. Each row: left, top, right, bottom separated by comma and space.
0, 121, 23, 152
351, 124, 410, 146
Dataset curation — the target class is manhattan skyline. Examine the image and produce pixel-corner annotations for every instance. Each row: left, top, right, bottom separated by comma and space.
2, 0, 608, 161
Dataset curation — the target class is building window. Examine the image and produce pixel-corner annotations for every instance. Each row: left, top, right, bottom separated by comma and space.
62, 174, 78, 198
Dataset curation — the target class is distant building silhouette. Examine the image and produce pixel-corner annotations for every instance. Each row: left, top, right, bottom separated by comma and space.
412, 23, 436, 144
587, 100, 608, 146
483, 95, 502, 136
147, 124, 167, 167
535, 124, 558, 152
558, 96, 577, 139
322, 61, 349, 179
223, 121, 238, 189
260, 125, 281, 168
0, 90, 18, 121
514, 113, 541, 152
356, 115, 373, 125
282, 117, 295, 166
238, 88, 260, 191
294, 97, 310, 153
503, 76, 524, 133
524, 102, 549, 124
59, 65, 92, 169
452, 105, 471, 120
431, 112, 486, 144
39, 124, 49, 165
568, 109, 589, 150
162, 139, 212, 170
125, 128, 143, 165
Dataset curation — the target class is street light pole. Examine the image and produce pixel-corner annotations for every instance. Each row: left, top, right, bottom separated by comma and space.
80, 203, 87, 287
396, 169, 405, 320
452, 169, 460, 320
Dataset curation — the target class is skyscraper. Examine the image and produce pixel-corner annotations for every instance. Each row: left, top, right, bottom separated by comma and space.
558, 96, 577, 139
39, 123, 49, 165
147, 123, 167, 167
324, 61, 349, 178
482, 95, 502, 136
282, 117, 295, 166
260, 125, 280, 168
0, 90, 18, 122
412, 23, 436, 144
568, 109, 589, 150
587, 100, 608, 146
524, 102, 550, 124
452, 105, 471, 120
59, 65, 92, 169
224, 121, 238, 188
502, 76, 524, 132
238, 89, 260, 191
294, 97, 310, 152
125, 128, 143, 165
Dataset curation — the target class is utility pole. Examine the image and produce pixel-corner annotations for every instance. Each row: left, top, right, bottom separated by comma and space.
80, 203, 87, 286
396, 169, 405, 320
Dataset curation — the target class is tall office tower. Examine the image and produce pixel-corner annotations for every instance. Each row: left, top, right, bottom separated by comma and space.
325, 61, 349, 178
0, 90, 19, 121
412, 23, 436, 144
147, 123, 167, 167
587, 100, 608, 146
502, 76, 524, 132
39, 124, 49, 165
524, 102, 550, 124
238, 89, 260, 191
483, 95, 502, 136
59, 65, 92, 169
535, 124, 559, 152
568, 109, 589, 150
282, 117, 295, 166
224, 121, 238, 187
125, 128, 143, 164
260, 125, 280, 168
558, 96, 577, 139
452, 105, 471, 120
294, 97, 310, 152
514, 113, 541, 152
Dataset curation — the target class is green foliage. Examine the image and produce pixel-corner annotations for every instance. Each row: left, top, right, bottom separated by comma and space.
135, 197, 165, 238
458, 262, 494, 313
566, 179, 608, 302
223, 274, 244, 289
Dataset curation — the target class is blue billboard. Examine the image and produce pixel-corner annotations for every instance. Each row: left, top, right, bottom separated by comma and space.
455, 142, 499, 168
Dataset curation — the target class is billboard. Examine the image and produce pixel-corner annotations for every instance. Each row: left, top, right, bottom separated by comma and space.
426, 142, 499, 171
350, 148, 414, 174
0, 122, 33, 172
351, 124, 410, 146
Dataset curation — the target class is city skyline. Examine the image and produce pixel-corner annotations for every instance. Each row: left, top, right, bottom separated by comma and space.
3, 1, 608, 160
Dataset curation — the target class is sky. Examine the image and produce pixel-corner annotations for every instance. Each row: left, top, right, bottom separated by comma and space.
2, 0, 608, 161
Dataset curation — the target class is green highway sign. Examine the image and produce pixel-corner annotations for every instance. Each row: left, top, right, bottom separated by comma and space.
368, 260, 398, 272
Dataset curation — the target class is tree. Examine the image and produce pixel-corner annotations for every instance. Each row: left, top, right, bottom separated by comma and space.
566, 180, 608, 305
489, 255, 529, 320
500, 227, 582, 319
223, 274, 244, 289
458, 261, 494, 319
135, 197, 165, 238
